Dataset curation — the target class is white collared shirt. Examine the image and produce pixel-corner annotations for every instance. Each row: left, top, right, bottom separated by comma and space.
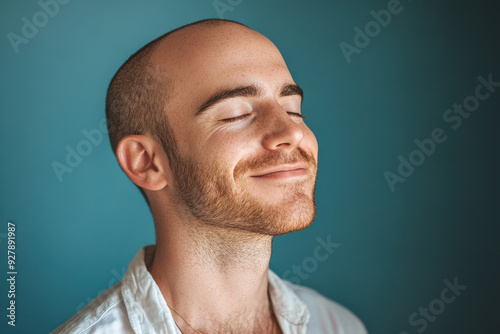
53, 245, 367, 334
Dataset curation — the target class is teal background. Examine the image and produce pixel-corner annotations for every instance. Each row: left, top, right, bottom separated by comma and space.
1, 0, 499, 333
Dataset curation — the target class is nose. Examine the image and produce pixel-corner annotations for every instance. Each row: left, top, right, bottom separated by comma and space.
260, 102, 304, 151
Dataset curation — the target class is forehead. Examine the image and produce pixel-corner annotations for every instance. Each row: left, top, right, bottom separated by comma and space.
151, 23, 294, 109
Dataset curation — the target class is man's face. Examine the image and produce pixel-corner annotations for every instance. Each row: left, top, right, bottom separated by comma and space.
154, 24, 318, 235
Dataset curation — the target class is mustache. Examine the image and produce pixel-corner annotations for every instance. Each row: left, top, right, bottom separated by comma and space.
234, 147, 317, 177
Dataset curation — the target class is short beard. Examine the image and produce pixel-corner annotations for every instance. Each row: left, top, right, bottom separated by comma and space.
170, 147, 317, 236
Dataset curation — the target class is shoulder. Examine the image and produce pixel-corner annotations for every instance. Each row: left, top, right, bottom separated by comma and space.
284, 281, 368, 334
51, 282, 134, 334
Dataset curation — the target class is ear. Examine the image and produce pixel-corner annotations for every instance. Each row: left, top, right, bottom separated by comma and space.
116, 135, 168, 191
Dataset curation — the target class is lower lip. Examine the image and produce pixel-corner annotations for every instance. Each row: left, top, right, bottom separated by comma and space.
252, 168, 308, 180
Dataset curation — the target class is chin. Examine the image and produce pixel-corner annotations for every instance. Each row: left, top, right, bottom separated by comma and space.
265, 199, 317, 236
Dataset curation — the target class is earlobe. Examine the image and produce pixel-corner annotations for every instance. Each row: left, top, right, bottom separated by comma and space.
116, 135, 168, 191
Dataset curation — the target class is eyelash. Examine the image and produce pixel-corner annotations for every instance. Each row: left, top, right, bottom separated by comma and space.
221, 112, 306, 123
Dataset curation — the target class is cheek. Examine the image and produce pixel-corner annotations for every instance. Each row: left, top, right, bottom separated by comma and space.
204, 136, 251, 171
208, 125, 256, 155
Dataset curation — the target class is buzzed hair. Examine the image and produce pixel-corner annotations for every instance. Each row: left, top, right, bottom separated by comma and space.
105, 19, 248, 207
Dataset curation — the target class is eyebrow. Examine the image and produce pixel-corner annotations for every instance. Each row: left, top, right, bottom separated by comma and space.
195, 83, 304, 117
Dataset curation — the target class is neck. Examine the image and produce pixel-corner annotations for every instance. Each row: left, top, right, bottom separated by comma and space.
148, 209, 278, 333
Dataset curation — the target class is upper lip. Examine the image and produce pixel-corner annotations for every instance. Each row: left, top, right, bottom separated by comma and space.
251, 163, 309, 177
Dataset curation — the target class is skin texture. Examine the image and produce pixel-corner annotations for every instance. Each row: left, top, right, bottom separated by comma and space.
116, 21, 319, 334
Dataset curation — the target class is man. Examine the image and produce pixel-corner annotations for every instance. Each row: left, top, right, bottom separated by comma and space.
53, 19, 367, 334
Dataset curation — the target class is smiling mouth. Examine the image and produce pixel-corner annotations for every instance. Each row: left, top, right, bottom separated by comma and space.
250, 164, 309, 179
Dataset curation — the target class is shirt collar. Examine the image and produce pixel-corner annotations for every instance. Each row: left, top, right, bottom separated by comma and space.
121, 245, 310, 334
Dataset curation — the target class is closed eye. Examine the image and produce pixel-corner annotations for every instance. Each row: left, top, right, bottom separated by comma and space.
221, 112, 306, 123
288, 112, 306, 119
221, 114, 251, 123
